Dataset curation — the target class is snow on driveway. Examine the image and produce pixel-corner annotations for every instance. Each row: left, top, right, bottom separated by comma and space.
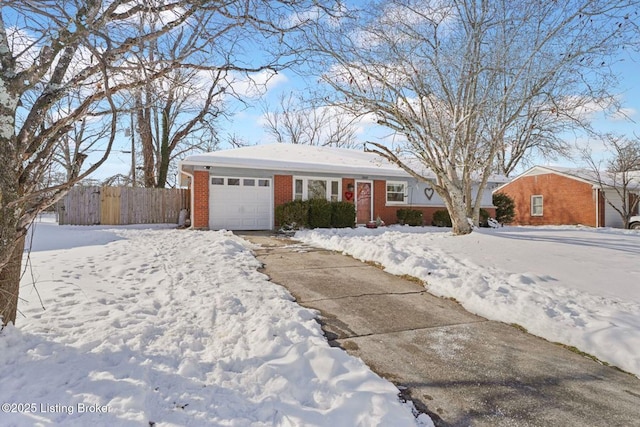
296, 226, 640, 378
0, 219, 430, 427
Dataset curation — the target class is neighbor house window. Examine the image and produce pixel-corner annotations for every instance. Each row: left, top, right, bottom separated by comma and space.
531, 195, 543, 216
227, 178, 240, 186
293, 177, 341, 201
211, 177, 224, 185
386, 181, 407, 204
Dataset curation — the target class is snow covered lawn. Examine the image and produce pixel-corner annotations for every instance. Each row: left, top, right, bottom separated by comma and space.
296, 225, 640, 378
0, 218, 429, 427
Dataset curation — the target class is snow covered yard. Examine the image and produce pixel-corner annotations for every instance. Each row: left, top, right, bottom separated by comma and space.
0, 217, 430, 427
295, 225, 640, 378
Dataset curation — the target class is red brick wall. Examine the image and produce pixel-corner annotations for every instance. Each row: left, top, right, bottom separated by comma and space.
273, 175, 293, 227
372, 180, 495, 225
274, 175, 293, 208
192, 171, 209, 228
498, 173, 597, 226
342, 178, 355, 204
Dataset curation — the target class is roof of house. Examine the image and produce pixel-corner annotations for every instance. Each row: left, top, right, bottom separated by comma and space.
181, 143, 432, 178
181, 143, 509, 183
495, 165, 640, 191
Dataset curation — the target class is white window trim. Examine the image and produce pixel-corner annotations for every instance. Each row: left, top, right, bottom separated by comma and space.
386, 180, 408, 205
531, 195, 543, 216
293, 176, 342, 201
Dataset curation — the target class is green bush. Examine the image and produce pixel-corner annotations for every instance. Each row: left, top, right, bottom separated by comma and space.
493, 192, 515, 224
479, 208, 490, 227
276, 199, 356, 230
332, 201, 356, 228
308, 198, 333, 228
275, 200, 309, 230
432, 209, 452, 227
397, 208, 424, 226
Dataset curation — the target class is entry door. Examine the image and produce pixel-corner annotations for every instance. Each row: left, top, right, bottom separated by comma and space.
356, 181, 373, 224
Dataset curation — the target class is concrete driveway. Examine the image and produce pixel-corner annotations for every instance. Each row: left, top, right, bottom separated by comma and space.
239, 232, 640, 427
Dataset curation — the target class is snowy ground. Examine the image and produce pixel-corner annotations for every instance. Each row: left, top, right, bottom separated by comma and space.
295, 225, 640, 378
0, 216, 430, 427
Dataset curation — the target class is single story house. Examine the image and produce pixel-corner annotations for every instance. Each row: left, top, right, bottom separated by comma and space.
179, 144, 503, 230
495, 165, 640, 228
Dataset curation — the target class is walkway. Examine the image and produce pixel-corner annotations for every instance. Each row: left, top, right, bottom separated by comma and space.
240, 233, 640, 427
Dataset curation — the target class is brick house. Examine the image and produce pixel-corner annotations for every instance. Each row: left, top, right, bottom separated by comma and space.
495, 166, 640, 228
179, 144, 501, 230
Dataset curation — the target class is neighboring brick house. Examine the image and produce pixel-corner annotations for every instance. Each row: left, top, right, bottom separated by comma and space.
179, 144, 501, 230
495, 166, 640, 228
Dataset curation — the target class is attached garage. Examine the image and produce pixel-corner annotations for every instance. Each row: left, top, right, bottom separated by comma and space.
209, 176, 273, 230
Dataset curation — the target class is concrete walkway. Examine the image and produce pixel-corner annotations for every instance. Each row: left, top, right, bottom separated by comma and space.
239, 233, 640, 427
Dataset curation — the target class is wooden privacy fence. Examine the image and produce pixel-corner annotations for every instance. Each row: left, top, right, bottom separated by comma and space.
58, 186, 190, 226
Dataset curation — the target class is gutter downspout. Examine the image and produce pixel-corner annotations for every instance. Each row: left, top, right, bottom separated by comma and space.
179, 161, 195, 229
595, 187, 599, 228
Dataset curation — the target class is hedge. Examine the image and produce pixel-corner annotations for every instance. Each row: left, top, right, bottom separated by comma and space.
493, 192, 515, 224
275, 200, 309, 230
332, 201, 357, 228
308, 198, 333, 228
432, 209, 452, 227
397, 208, 424, 226
276, 199, 355, 230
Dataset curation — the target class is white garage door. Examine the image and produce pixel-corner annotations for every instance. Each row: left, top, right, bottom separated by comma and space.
209, 177, 273, 230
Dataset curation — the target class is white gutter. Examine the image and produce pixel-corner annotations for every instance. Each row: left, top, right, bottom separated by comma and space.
179, 161, 195, 229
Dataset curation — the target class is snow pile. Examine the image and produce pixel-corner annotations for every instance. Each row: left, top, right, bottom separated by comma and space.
295, 226, 640, 377
0, 218, 429, 426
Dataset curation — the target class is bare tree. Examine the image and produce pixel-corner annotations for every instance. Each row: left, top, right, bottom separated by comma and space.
0, 0, 336, 326
133, 68, 224, 188
306, 0, 638, 234
262, 92, 361, 148
582, 134, 640, 228
49, 90, 112, 183
130, 11, 227, 189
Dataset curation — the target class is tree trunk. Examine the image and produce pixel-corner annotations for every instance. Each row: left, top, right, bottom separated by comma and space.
0, 234, 25, 326
449, 198, 472, 235
156, 109, 171, 188
443, 185, 473, 235
136, 92, 156, 188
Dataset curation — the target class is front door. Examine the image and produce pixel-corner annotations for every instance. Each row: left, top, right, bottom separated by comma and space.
356, 181, 373, 224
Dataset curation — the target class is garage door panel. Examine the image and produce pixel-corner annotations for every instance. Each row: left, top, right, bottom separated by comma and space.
209, 177, 273, 230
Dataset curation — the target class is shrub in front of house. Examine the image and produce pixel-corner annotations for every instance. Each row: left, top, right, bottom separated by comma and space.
493, 192, 515, 224
277, 199, 356, 230
479, 208, 490, 227
275, 200, 309, 229
396, 208, 424, 226
331, 201, 356, 228
308, 198, 333, 228
432, 209, 452, 227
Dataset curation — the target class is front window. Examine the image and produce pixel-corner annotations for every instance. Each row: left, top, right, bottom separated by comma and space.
308, 180, 327, 199
293, 177, 341, 201
294, 179, 304, 200
331, 181, 339, 202
386, 181, 407, 204
531, 195, 543, 216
